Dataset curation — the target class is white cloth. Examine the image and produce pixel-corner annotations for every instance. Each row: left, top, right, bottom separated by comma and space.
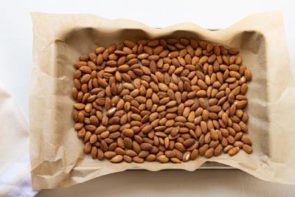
0, 85, 36, 197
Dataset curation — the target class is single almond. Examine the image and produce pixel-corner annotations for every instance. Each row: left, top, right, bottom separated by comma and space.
111, 155, 123, 163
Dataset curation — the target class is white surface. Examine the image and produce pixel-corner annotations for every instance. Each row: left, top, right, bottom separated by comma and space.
0, 86, 35, 197
0, 0, 294, 196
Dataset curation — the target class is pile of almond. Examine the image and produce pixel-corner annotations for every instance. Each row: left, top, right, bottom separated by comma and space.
72, 38, 253, 163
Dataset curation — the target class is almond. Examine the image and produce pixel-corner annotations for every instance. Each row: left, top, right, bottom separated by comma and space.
157, 155, 169, 163
242, 144, 253, 154
204, 148, 214, 158
228, 147, 240, 156
111, 155, 123, 163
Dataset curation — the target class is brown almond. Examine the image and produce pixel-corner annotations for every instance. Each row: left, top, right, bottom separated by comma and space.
242, 144, 253, 154
146, 154, 157, 161
190, 149, 199, 160
199, 144, 209, 156
204, 148, 214, 158
90, 146, 97, 159
111, 155, 123, 163
157, 155, 169, 163
244, 69, 252, 81
133, 156, 144, 163
214, 144, 223, 156
123, 129, 134, 137
104, 151, 116, 159
228, 147, 240, 156
142, 125, 153, 134
183, 139, 195, 147
141, 143, 153, 151
241, 135, 252, 145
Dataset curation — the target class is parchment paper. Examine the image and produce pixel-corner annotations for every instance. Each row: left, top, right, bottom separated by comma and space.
30, 12, 295, 189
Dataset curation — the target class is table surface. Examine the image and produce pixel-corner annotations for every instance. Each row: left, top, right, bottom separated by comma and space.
1, 0, 295, 196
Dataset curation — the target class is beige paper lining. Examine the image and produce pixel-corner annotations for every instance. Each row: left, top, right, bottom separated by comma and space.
30, 12, 295, 189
